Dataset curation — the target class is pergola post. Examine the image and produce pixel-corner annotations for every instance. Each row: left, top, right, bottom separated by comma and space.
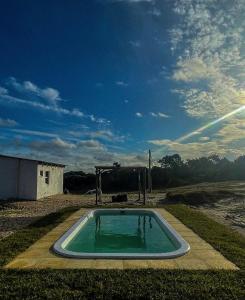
138, 170, 141, 201
143, 168, 146, 205
148, 149, 152, 193
95, 168, 98, 205
99, 171, 102, 203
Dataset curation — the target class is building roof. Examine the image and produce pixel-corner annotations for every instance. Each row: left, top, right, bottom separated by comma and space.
0, 154, 65, 168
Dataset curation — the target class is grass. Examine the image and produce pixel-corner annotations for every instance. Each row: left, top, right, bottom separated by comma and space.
0, 207, 79, 267
165, 204, 245, 269
0, 205, 244, 299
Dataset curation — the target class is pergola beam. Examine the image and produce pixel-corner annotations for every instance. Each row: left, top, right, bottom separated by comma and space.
95, 166, 146, 170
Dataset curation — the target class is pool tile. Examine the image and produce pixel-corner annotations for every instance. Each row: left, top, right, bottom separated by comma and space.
5, 259, 40, 269
17, 248, 55, 259
147, 259, 178, 269
94, 260, 124, 269
189, 242, 214, 250
205, 259, 239, 270
176, 258, 209, 270
41, 258, 94, 269
123, 260, 149, 269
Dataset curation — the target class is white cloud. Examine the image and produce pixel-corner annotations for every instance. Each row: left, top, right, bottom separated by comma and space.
135, 112, 143, 118
30, 138, 75, 153
199, 136, 210, 141
0, 92, 84, 118
172, 58, 218, 82
51, 138, 76, 149
0, 118, 18, 127
158, 112, 170, 118
170, 0, 245, 119
148, 138, 245, 161
150, 112, 158, 117
0, 77, 110, 124
215, 119, 245, 143
150, 112, 170, 118
148, 139, 170, 146
88, 130, 125, 142
78, 140, 104, 149
0, 132, 148, 172
7, 77, 61, 107
115, 81, 128, 87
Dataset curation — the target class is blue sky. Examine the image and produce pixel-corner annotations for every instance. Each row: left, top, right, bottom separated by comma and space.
0, 0, 244, 171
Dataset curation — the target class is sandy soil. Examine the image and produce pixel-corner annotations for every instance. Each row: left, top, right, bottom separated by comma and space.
197, 198, 245, 237
165, 181, 245, 237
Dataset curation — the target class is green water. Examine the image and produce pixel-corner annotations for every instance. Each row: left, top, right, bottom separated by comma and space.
65, 211, 179, 253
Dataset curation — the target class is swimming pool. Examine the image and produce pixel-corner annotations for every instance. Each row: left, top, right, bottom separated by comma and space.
53, 209, 190, 259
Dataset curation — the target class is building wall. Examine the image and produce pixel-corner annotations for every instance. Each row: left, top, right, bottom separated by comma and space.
0, 157, 37, 200
0, 156, 19, 199
18, 160, 38, 200
36, 164, 64, 199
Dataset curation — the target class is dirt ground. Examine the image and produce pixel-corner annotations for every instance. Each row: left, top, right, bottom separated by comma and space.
0, 182, 244, 240
197, 198, 245, 237
0, 192, 161, 240
164, 181, 245, 237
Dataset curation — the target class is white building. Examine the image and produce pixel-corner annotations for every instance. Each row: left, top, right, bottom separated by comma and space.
0, 154, 65, 200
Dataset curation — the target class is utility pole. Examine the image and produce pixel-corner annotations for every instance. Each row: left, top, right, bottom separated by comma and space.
148, 149, 152, 193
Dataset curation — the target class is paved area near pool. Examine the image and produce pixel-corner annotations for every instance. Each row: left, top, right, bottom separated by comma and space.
4, 208, 239, 270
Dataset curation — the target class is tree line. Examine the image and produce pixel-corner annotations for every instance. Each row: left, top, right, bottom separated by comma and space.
64, 154, 245, 193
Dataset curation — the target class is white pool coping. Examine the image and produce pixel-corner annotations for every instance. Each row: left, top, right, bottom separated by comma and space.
52, 209, 190, 259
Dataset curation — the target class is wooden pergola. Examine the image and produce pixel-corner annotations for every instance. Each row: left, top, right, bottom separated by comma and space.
95, 165, 148, 205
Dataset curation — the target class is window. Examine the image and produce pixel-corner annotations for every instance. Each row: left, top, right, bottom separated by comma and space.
40, 170, 43, 176
45, 171, 50, 184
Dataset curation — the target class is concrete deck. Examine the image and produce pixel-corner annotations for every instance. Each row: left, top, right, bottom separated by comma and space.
4, 208, 238, 270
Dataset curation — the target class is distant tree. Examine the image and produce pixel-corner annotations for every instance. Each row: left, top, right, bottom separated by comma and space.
64, 154, 245, 192
158, 154, 183, 169
234, 155, 245, 165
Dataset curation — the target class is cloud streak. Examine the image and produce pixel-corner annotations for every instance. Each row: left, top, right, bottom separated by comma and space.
0, 77, 110, 125
150, 112, 170, 118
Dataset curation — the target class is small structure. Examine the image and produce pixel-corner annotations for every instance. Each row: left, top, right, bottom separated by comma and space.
112, 194, 128, 203
0, 154, 65, 200
95, 165, 147, 205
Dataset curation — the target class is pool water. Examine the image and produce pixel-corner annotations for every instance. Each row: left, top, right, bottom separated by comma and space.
66, 212, 177, 253
53, 209, 190, 259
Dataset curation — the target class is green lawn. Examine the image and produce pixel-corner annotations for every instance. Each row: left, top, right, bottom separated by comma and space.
0, 205, 244, 299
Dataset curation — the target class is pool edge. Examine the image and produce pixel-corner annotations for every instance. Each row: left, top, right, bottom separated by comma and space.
52, 208, 190, 259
